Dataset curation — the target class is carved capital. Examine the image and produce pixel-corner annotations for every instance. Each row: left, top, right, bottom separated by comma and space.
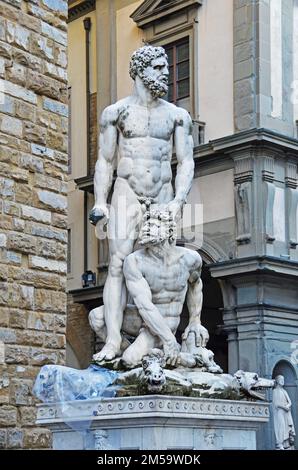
233, 153, 254, 184
285, 161, 297, 189
262, 156, 275, 183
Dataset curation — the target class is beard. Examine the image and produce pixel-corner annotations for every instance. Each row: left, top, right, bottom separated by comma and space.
140, 73, 168, 98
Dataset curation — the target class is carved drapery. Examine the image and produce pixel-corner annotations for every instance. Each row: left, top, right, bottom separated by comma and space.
263, 156, 276, 243
234, 154, 253, 245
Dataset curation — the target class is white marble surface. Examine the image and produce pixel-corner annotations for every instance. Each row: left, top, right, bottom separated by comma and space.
37, 396, 270, 450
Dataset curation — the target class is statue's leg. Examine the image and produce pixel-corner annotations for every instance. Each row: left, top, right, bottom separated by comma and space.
122, 328, 158, 368
97, 180, 142, 361
89, 306, 106, 341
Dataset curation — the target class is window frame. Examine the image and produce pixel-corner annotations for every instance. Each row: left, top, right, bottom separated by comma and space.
165, 37, 190, 105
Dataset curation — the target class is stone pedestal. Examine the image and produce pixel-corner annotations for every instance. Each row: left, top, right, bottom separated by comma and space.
36, 396, 269, 450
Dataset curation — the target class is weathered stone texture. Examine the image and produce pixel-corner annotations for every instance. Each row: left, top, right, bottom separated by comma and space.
0, 0, 67, 449
233, 0, 257, 131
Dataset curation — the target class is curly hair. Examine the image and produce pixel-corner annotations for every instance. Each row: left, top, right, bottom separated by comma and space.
129, 45, 167, 80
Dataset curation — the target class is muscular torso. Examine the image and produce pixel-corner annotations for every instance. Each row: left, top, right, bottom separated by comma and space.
116, 99, 177, 201
134, 247, 197, 332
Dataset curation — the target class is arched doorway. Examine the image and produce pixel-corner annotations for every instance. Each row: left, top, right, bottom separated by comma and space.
272, 360, 298, 448
200, 262, 228, 372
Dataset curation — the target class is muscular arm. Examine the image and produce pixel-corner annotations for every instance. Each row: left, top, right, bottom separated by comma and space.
186, 256, 203, 324
183, 252, 208, 347
93, 104, 118, 206
123, 254, 176, 345
173, 109, 194, 206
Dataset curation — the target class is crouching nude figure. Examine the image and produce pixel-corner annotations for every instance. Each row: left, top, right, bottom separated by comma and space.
89, 205, 222, 373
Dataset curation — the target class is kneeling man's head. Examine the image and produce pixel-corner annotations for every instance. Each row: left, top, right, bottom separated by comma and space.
139, 208, 177, 246
129, 45, 169, 98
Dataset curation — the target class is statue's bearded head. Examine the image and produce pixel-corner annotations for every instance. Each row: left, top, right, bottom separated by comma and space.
129, 45, 169, 98
139, 208, 177, 246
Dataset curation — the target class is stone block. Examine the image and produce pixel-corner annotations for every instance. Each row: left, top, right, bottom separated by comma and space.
30, 33, 54, 61
43, 97, 68, 117
52, 213, 67, 229
0, 328, 16, 343
41, 21, 67, 46
0, 282, 8, 305
34, 288, 66, 313
19, 154, 44, 174
0, 94, 14, 114
6, 62, 27, 87
0, 177, 14, 198
5, 345, 30, 364
20, 406, 37, 427
6, 21, 30, 51
55, 46, 67, 68
1, 0, 21, 9
21, 204, 51, 224
12, 218, 25, 232
0, 41, 12, 59
29, 255, 66, 274
0, 78, 37, 104
234, 58, 254, 82
16, 330, 44, 347
9, 309, 27, 330
234, 77, 254, 101
0, 115, 23, 137
27, 312, 54, 332
27, 70, 62, 100
6, 284, 34, 309
0, 234, 7, 247
0, 212, 12, 229
7, 233, 37, 255
7, 428, 23, 449
0, 429, 7, 449
10, 378, 32, 405
23, 122, 47, 145
31, 143, 54, 159
42, 0, 67, 15
44, 333, 65, 349
13, 48, 43, 73
30, 347, 59, 366
235, 95, 255, 117
43, 61, 67, 83
0, 406, 17, 426
24, 428, 52, 449
37, 189, 67, 212
46, 129, 67, 151
53, 314, 66, 333
15, 101, 36, 122
235, 113, 256, 131
15, 183, 34, 205
6, 251, 22, 265
0, 307, 9, 327
234, 41, 254, 63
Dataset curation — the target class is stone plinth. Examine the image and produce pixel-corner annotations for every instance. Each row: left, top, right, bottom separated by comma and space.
36, 396, 270, 450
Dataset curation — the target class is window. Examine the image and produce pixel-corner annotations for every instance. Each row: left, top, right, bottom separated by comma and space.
164, 38, 190, 106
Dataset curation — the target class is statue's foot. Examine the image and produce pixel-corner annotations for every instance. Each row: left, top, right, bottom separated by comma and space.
93, 343, 120, 362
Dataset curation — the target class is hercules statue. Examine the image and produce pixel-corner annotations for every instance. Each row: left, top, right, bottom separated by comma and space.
89, 45, 194, 362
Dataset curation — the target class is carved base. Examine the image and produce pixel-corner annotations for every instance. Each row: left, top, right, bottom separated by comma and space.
36, 396, 270, 450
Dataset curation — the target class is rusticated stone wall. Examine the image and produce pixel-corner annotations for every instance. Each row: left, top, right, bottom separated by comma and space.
0, 0, 68, 449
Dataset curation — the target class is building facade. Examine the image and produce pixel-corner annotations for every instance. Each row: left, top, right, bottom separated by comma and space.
0, 0, 68, 449
67, 0, 298, 449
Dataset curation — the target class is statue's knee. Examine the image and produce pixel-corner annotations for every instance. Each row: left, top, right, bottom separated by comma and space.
122, 348, 137, 368
109, 254, 124, 277
89, 306, 104, 332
